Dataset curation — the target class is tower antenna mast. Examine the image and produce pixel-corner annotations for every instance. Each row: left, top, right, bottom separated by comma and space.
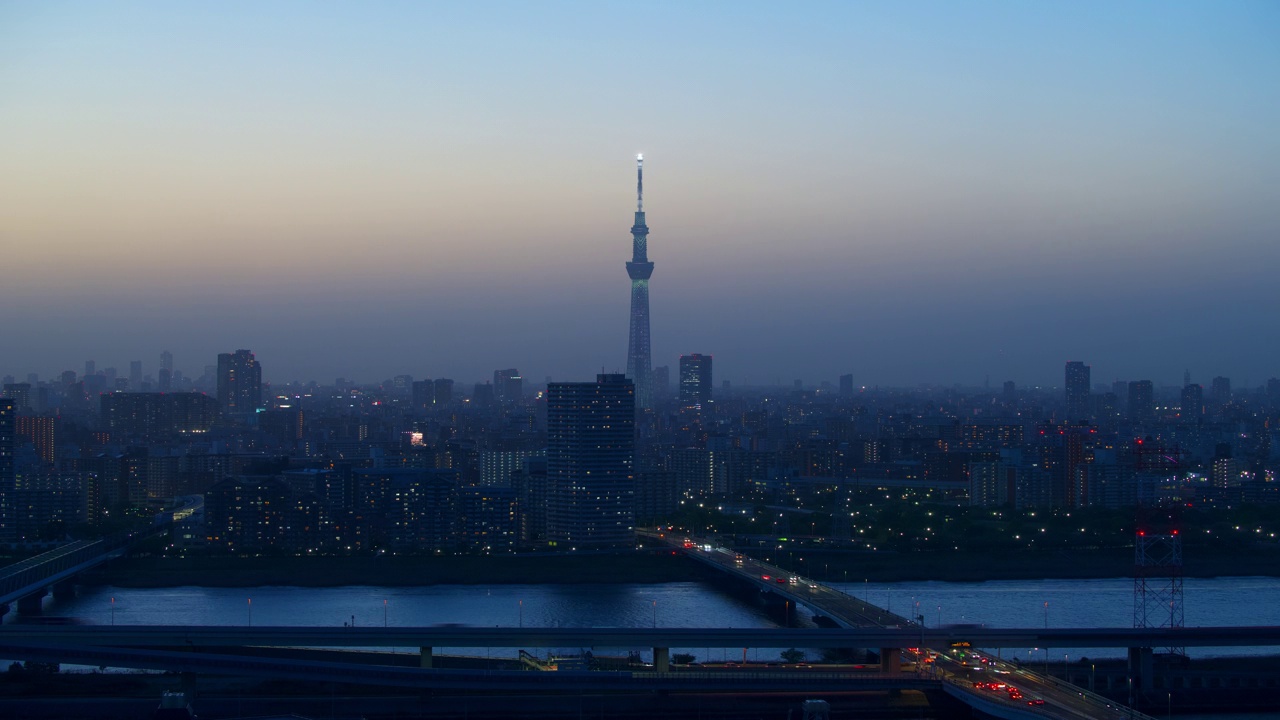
625, 153, 654, 409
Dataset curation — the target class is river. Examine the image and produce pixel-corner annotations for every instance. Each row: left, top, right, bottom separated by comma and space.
11, 575, 1280, 663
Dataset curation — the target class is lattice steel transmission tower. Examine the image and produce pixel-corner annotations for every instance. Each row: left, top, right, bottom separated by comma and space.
1132, 435, 1186, 657
1134, 530, 1185, 656
625, 154, 654, 409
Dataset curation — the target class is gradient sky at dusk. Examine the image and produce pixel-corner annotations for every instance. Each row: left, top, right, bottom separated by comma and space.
2, 1, 1278, 388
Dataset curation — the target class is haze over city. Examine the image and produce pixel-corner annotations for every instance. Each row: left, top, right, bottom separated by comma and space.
3, 1, 1278, 386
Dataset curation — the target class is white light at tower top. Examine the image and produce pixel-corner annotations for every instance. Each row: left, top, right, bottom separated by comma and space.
637, 153, 643, 161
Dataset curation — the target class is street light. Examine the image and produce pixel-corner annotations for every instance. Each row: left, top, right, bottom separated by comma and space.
110, 597, 115, 626
247, 598, 252, 627
384, 599, 388, 628
652, 600, 657, 628
519, 599, 523, 628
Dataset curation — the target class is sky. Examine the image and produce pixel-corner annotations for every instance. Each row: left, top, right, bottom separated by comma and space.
2, 1, 1278, 388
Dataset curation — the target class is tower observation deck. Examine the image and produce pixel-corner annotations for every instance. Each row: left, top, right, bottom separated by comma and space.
626, 154, 654, 409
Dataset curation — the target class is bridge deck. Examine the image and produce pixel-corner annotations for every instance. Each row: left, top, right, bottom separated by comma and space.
650, 533, 1162, 720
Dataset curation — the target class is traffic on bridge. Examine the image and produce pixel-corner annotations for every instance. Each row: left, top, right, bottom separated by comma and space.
650, 532, 1163, 720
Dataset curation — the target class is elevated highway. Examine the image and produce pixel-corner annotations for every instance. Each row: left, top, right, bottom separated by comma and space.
3, 624, 1277, 651
0, 497, 200, 614
648, 533, 1173, 720
0, 641, 935, 694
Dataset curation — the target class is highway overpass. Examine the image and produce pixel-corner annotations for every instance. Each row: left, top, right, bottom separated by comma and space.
4, 623, 1279, 650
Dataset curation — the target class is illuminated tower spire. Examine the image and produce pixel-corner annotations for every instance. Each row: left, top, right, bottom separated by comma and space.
626, 154, 654, 409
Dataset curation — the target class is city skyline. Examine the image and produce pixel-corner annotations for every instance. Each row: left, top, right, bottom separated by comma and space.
3, 2, 1278, 385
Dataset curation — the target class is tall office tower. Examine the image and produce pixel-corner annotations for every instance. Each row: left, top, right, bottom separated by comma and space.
0, 398, 11, 543
433, 378, 454, 406
2, 383, 31, 412
411, 379, 434, 409
217, 349, 262, 419
160, 350, 173, 373
157, 369, 172, 392
1268, 379, 1280, 411
473, 382, 495, 406
1181, 383, 1203, 420
625, 154, 655, 410
129, 360, 143, 390
0, 397, 13, 496
1002, 380, 1017, 404
84, 360, 96, 379
839, 373, 854, 397
679, 354, 713, 405
494, 368, 522, 402
1112, 380, 1129, 409
1128, 380, 1154, 420
651, 366, 670, 399
546, 374, 635, 547
1211, 376, 1231, 404
1065, 361, 1091, 419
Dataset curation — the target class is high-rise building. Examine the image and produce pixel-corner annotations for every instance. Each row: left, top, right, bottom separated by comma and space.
472, 382, 495, 406
217, 350, 262, 419
625, 155, 655, 410
1128, 380, 1154, 421
1211, 376, 1232, 404
433, 378, 454, 406
1112, 380, 1129, 408
391, 375, 414, 396
1180, 383, 1203, 420
129, 360, 143, 390
411, 379, 434, 409
651, 366, 670, 399
84, 360, 96, 379
160, 350, 173, 374
839, 374, 854, 397
15, 416, 55, 465
2, 383, 31, 412
101, 392, 220, 440
494, 368, 522, 403
1065, 361, 1091, 419
546, 374, 635, 547
0, 398, 14, 534
0, 398, 13, 462
679, 354, 713, 406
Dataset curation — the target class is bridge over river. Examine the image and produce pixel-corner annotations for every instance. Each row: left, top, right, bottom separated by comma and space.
5, 530, 1277, 719
0, 497, 200, 615
648, 532, 1280, 720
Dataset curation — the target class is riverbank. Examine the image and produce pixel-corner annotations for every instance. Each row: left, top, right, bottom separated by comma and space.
777, 546, 1280, 582
81, 545, 1279, 588
81, 551, 718, 588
